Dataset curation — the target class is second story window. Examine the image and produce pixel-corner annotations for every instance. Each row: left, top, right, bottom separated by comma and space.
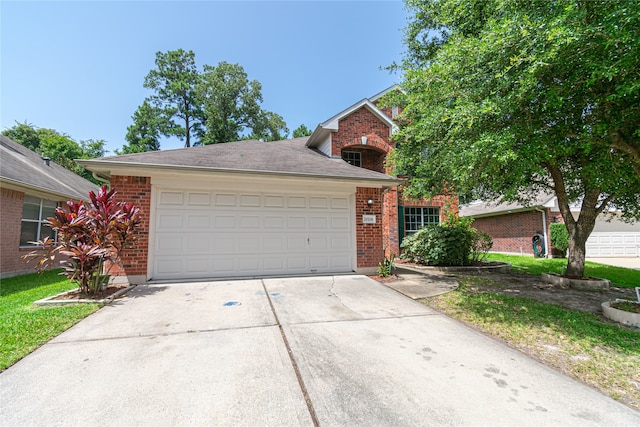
342, 151, 361, 167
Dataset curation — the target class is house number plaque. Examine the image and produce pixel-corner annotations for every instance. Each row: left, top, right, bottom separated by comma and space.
362, 214, 376, 224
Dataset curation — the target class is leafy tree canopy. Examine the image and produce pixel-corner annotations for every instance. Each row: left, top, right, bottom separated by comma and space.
391, 0, 640, 277
128, 50, 288, 149
117, 101, 164, 154
2, 121, 106, 184
292, 124, 313, 138
144, 49, 204, 148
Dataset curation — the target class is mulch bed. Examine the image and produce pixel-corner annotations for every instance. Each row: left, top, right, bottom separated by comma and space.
49, 285, 130, 301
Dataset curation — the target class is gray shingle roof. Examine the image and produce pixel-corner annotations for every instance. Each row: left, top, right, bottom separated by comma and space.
0, 135, 99, 200
459, 193, 557, 218
81, 137, 402, 184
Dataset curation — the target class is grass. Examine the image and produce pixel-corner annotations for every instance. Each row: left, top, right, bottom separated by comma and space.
0, 270, 101, 371
425, 270, 640, 410
485, 253, 640, 288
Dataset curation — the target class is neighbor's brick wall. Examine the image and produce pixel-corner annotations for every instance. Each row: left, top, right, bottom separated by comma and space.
0, 188, 29, 276
0, 187, 69, 278
108, 176, 151, 277
332, 107, 393, 158
471, 209, 552, 255
356, 187, 384, 268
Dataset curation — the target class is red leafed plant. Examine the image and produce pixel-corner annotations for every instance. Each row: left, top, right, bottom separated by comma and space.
23, 185, 140, 295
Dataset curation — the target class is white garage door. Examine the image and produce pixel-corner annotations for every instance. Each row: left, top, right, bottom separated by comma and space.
586, 232, 640, 257
152, 188, 355, 280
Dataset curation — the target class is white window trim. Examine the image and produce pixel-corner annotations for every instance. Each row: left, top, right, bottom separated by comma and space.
405, 206, 440, 234
20, 196, 57, 247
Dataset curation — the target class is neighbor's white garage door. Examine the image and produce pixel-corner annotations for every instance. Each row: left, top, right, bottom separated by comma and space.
151, 188, 354, 280
586, 232, 640, 257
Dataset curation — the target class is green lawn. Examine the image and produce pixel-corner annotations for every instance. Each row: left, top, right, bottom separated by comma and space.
0, 270, 101, 371
485, 253, 640, 288
427, 275, 640, 410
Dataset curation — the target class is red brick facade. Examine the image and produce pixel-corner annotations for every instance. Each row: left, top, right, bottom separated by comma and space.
356, 187, 384, 268
108, 176, 152, 279
0, 187, 71, 278
471, 209, 552, 256
0, 188, 29, 277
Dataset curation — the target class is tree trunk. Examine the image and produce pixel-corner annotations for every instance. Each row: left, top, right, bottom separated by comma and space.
545, 162, 611, 278
565, 227, 588, 277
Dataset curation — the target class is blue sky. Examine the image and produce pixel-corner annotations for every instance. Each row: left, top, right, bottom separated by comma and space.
1, 0, 408, 154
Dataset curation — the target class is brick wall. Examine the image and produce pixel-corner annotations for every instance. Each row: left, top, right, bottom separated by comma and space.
471, 209, 552, 255
332, 107, 393, 158
0, 188, 70, 278
0, 188, 29, 276
383, 188, 399, 256
356, 187, 384, 269
108, 176, 151, 279
341, 146, 386, 173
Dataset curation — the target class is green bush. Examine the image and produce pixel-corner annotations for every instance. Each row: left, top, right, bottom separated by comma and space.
401, 210, 494, 266
401, 225, 473, 266
550, 223, 569, 252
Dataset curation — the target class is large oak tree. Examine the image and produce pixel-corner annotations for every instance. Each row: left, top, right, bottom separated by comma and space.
392, 0, 640, 277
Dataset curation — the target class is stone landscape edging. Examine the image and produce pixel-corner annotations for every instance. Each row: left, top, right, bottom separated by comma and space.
601, 301, 640, 328
541, 272, 610, 291
397, 262, 512, 274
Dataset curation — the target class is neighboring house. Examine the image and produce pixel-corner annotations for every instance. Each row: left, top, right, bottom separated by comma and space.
460, 195, 640, 258
79, 86, 453, 283
0, 135, 99, 278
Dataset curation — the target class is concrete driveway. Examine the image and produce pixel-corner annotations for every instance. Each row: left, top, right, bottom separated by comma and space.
1, 275, 639, 426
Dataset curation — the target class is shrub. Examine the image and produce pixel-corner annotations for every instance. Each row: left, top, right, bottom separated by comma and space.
376, 254, 396, 278
550, 223, 569, 253
24, 186, 140, 295
401, 225, 473, 266
401, 210, 493, 266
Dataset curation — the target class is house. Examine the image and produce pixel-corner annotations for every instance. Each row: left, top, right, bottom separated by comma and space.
0, 135, 99, 278
460, 196, 640, 258
79, 86, 454, 283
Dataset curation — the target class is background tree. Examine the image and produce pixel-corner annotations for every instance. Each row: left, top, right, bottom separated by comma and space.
2, 121, 41, 151
143, 49, 204, 148
197, 61, 273, 144
391, 0, 640, 277
248, 111, 289, 141
118, 101, 164, 154
292, 124, 312, 138
2, 122, 106, 185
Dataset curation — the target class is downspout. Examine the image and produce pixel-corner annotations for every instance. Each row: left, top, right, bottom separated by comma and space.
535, 208, 548, 258
92, 172, 110, 186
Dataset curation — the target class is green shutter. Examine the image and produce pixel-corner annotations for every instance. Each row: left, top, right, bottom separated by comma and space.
398, 205, 405, 246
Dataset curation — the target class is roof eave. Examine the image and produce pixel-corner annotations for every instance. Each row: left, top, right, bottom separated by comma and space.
78, 159, 405, 188
0, 177, 88, 201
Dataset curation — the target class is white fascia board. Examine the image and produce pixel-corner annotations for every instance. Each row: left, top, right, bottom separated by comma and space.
368, 84, 405, 102
77, 160, 403, 189
0, 178, 86, 202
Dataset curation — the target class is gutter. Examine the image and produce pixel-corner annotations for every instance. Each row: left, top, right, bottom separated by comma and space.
77, 159, 405, 188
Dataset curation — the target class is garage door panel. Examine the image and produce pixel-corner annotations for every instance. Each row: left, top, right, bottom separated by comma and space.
187, 192, 210, 205
153, 189, 354, 280
265, 196, 284, 207
240, 216, 260, 228
187, 215, 209, 228
586, 232, 640, 257
159, 191, 183, 205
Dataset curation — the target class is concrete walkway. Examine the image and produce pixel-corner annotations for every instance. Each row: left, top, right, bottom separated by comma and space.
1, 276, 639, 426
